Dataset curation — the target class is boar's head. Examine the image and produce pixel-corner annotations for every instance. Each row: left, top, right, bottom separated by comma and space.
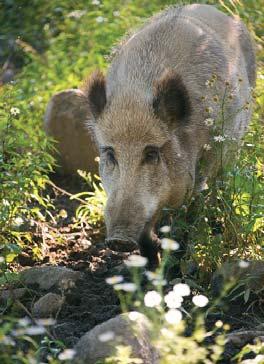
85, 69, 197, 266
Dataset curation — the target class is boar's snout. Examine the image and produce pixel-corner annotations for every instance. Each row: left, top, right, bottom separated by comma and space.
106, 237, 138, 252
106, 221, 142, 252
104, 194, 153, 253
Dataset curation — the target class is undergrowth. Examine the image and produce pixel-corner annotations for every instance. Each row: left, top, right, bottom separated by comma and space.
0, 0, 263, 363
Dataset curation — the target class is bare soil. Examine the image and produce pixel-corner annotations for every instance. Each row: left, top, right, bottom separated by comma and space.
6, 174, 264, 363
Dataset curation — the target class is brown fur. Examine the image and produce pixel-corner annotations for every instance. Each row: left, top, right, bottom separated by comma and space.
83, 5, 255, 267
84, 4, 255, 264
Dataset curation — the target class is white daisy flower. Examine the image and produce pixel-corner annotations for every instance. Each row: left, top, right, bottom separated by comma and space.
161, 327, 174, 338
153, 279, 167, 287
203, 144, 211, 151
164, 291, 183, 309
173, 283, 191, 297
192, 294, 209, 307
128, 311, 142, 321
10, 107, 20, 116
165, 309, 182, 324
67, 10, 86, 18
206, 106, 214, 114
18, 317, 31, 327
106, 275, 124, 285
58, 349, 76, 360
114, 283, 137, 292
204, 118, 214, 126
35, 318, 56, 326
125, 254, 147, 267
145, 271, 158, 280
160, 225, 171, 233
215, 320, 223, 328
96, 16, 105, 23
238, 260, 250, 269
161, 238, 179, 251
144, 290, 162, 308
25, 326, 46, 336
214, 135, 225, 142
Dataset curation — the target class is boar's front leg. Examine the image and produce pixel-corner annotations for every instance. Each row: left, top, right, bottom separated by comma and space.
138, 224, 161, 270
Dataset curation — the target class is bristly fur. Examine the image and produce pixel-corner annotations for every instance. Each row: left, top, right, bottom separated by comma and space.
81, 70, 106, 118
108, 5, 184, 63
153, 69, 191, 124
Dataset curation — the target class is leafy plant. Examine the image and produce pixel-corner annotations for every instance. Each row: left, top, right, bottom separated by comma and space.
0, 0, 263, 363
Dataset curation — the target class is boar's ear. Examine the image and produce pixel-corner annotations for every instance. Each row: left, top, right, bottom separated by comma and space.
153, 70, 191, 124
82, 70, 106, 119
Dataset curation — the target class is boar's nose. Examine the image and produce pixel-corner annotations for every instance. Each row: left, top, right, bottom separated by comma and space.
106, 237, 138, 252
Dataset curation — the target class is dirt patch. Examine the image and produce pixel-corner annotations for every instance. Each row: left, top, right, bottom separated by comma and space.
51, 253, 125, 346
4, 175, 264, 363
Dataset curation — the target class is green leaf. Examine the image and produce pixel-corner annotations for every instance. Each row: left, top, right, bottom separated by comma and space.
243, 288, 251, 303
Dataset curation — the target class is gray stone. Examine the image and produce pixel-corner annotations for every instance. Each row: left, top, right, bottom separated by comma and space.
0, 68, 15, 84
74, 312, 159, 364
241, 354, 264, 363
20, 266, 82, 290
226, 330, 264, 347
44, 89, 98, 175
33, 293, 64, 318
212, 260, 264, 295
0, 288, 27, 302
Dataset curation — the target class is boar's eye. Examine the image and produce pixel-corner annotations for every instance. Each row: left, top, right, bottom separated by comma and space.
143, 145, 160, 164
101, 147, 117, 165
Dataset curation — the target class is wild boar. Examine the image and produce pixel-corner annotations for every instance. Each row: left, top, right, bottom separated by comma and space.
49, 4, 256, 266
83, 4, 256, 265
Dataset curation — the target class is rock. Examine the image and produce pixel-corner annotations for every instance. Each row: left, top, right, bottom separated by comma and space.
0, 68, 15, 84
241, 355, 264, 363
20, 266, 82, 290
33, 293, 64, 318
74, 312, 159, 364
53, 322, 79, 346
110, 263, 130, 277
0, 61, 15, 85
226, 330, 264, 347
0, 288, 27, 302
211, 260, 264, 295
44, 89, 98, 175
256, 323, 264, 331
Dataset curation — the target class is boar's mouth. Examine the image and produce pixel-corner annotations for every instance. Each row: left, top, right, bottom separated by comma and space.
105, 220, 157, 254
106, 222, 161, 269
106, 236, 138, 252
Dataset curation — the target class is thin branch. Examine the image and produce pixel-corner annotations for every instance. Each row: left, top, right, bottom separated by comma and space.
46, 180, 87, 204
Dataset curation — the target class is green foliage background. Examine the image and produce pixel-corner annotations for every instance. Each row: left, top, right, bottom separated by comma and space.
0, 0, 263, 362
1, 0, 263, 264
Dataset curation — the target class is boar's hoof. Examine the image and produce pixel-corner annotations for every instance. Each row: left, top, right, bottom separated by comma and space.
106, 238, 138, 252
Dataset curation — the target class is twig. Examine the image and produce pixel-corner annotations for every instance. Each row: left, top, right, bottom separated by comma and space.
2, 271, 56, 341
15, 299, 56, 341
46, 180, 87, 204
